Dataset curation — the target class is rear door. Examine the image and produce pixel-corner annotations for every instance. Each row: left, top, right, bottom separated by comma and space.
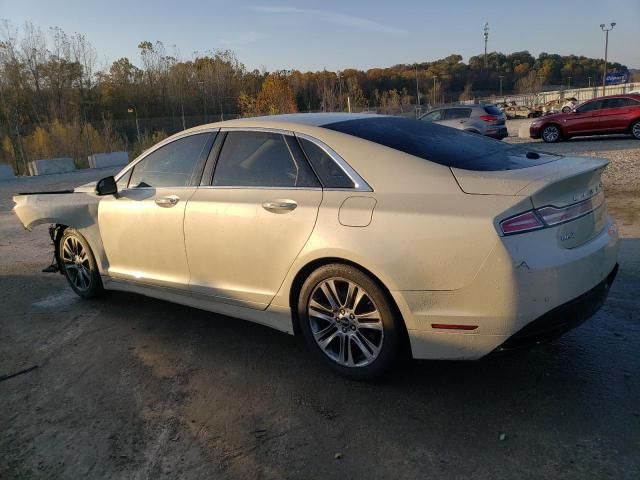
563, 100, 603, 134
184, 130, 322, 309
99, 132, 215, 289
440, 108, 471, 130
597, 97, 638, 132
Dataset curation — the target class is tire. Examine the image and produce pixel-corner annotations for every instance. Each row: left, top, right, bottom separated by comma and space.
58, 228, 103, 299
561, 106, 572, 113
631, 120, 640, 140
541, 124, 562, 143
297, 264, 401, 380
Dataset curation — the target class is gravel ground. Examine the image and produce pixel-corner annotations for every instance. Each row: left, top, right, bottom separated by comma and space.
504, 120, 640, 192
0, 141, 639, 479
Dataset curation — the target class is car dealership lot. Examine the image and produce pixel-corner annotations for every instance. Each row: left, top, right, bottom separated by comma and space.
1, 137, 639, 479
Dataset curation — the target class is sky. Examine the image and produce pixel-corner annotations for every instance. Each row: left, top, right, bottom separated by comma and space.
1, 0, 639, 72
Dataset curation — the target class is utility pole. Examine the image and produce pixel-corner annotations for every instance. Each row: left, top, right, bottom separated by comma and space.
600, 23, 616, 96
198, 81, 207, 122
568, 76, 572, 90
483, 23, 489, 70
588, 76, 592, 87
127, 107, 140, 141
415, 65, 421, 117
499, 75, 504, 97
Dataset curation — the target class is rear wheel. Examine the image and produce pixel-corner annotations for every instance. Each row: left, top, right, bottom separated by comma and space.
561, 106, 572, 113
297, 264, 400, 380
541, 124, 562, 143
631, 120, 640, 140
59, 228, 103, 298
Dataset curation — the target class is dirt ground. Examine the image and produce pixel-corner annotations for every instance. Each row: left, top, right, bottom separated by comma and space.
1, 137, 639, 479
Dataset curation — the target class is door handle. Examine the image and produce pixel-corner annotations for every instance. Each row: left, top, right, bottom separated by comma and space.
155, 195, 180, 208
262, 200, 297, 213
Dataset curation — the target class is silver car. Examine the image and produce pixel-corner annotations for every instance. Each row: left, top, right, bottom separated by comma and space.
13, 113, 618, 380
420, 104, 508, 139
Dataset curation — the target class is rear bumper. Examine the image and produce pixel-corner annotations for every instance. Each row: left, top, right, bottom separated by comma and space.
486, 126, 508, 139
394, 216, 619, 360
497, 263, 618, 350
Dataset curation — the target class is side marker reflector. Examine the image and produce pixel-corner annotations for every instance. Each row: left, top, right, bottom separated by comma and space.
431, 324, 478, 331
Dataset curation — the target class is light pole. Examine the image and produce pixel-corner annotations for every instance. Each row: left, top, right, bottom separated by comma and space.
600, 22, 616, 96
432, 75, 438, 106
127, 107, 140, 141
588, 76, 592, 87
499, 75, 504, 97
567, 76, 572, 90
483, 23, 489, 70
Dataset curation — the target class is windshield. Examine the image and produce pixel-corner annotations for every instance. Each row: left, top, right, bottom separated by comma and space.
323, 117, 559, 171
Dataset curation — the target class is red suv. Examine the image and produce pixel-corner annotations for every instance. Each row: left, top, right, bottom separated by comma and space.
530, 94, 640, 143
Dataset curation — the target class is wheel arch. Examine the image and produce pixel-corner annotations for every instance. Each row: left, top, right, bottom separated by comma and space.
287, 256, 412, 357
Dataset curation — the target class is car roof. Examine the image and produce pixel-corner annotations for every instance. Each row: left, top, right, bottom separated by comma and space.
585, 93, 640, 100
180, 113, 386, 134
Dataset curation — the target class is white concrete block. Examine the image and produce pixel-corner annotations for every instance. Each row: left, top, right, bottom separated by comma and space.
518, 121, 533, 139
0, 164, 15, 180
29, 157, 76, 175
88, 151, 129, 169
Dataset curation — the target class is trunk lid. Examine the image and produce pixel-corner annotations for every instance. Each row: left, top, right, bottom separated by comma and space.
452, 156, 608, 207
453, 156, 609, 249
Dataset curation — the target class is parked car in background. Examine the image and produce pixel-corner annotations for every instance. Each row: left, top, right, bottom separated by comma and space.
504, 105, 539, 119
561, 97, 579, 113
530, 94, 640, 142
13, 113, 619, 379
420, 104, 508, 139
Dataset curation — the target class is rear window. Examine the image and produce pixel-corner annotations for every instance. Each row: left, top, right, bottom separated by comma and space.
483, 105, 503, 115
323, 117, 558, 171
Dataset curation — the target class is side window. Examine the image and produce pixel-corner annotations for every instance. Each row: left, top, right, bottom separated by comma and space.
298, 137, 355, 189
445, 108, 472, 120
213, 131, 319, 188
421, 110, 443, 122
129, 133, 213, 188
575, 101, 603, 114
604, 98, 637, 108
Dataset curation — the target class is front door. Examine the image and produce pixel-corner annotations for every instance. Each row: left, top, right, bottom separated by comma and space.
563, 100, 603, 135
184, 130, 322, 308
99, 132, 214, 289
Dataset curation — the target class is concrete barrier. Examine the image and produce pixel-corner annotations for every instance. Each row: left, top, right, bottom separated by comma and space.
88, 151, 129, 169
0, 164, 15, 180
28, 157, 76, 175
518, 121, 533, 139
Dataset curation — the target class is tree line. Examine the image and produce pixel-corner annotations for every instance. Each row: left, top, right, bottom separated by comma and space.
0, 20, 630, 174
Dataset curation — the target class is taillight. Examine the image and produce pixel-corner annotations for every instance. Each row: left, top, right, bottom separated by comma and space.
499, 191, 605, 236
499, 211, 544, 235
537, 191, 605, 226
479, 114, 498, 122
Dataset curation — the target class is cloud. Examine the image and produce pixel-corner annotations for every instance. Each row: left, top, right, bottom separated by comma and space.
220, 31, 261, 47
249, 6, 405, 35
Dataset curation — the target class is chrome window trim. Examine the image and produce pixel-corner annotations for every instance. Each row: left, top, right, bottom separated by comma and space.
295, 132, 372, 192
114, 128, 220, 183
194, 186, 323, 191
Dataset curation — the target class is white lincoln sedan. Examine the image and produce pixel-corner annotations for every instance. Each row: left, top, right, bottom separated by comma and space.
13, 113, 619, 379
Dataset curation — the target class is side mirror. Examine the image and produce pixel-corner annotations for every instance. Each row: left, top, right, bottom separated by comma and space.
96, 176, 118, 196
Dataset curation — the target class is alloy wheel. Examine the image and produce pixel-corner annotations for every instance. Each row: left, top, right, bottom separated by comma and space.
542, 125, 560, 142
632, 122, 640, 139
307, 277, 384, 367
61, 235, 93, 291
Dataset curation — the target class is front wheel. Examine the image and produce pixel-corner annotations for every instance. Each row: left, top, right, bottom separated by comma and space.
631, 120, 640, 140
541, 124, 562, 143
297, 264, 401, 380
562, 106, 572, 113
59, 228, 103, 298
